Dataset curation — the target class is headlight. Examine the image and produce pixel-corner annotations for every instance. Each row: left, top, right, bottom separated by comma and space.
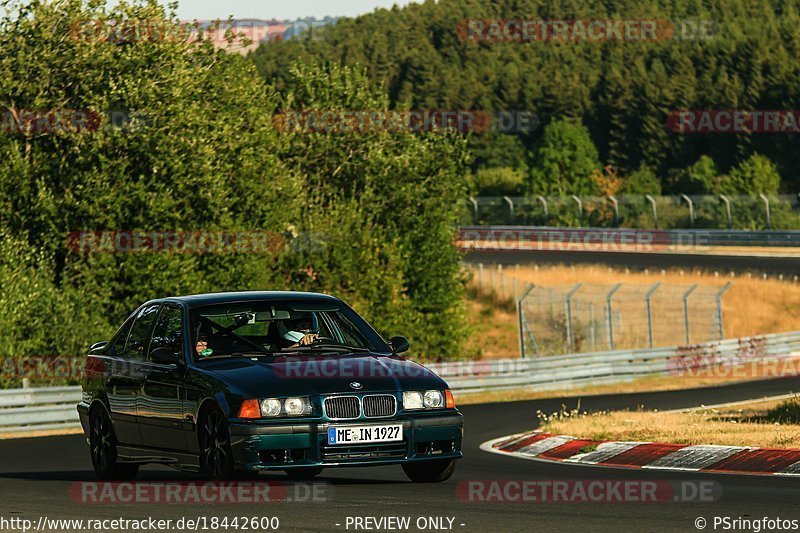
404, 390, 447, 410
423, 390, 444, 408
284, 397, 312, 416
403, 391, 424, 410
260, 398, 282, 417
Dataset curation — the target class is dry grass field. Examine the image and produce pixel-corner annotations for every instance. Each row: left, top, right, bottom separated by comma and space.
465, 264, 800, 359
540, 396, 800, 448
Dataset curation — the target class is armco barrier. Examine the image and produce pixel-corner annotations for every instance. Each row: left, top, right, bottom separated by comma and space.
426, 331, 800, 394
1, 330, 799, 435
458, 226, 800, 249
0, 386, 81, 433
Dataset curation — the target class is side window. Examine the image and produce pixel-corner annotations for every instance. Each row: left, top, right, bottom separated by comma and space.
109, 316, 135, 358
149, 305, 184, 361
124, 304, 160, 361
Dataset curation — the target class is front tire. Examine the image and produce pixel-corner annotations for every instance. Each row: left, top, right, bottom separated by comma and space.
89, 406, 139, 481
402, 459, 457, 483
199, 406, 237, 480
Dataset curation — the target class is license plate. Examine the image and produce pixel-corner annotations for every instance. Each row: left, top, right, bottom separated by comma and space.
327, 424, 402, 445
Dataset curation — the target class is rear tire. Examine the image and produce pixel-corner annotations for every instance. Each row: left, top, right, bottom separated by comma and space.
285, 467, 323, 480
89, 406, 139, 481
402, 459, 456, 483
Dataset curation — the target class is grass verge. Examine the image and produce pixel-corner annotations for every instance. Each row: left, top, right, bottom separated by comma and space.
539, 396, 800, 448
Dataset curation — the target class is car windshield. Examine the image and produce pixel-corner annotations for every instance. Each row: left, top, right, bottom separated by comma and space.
189, 299, 389, 359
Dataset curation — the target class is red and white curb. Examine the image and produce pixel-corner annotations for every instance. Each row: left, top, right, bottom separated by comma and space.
481, 432, 800, 477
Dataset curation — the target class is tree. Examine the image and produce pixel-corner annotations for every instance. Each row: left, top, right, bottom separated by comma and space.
527, 119, 600, 196
272, 63, 471, 360
723, 154, 782, 195
622, 165, 662, 195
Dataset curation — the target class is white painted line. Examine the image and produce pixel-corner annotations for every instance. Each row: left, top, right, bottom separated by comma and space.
643, 445, 748, 471
517, 435, 574, 457
665, 392, 800, 414
565, 441, 645, 464
778, 460, 800, 475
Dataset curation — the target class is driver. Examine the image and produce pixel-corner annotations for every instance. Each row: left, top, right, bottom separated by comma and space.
278, 314, 319, 347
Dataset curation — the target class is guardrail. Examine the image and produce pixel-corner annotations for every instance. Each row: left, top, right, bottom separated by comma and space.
0, 386, 81, 434
2, 330, 799, 435
458, 226, 800, 249
427, 331, 800, 394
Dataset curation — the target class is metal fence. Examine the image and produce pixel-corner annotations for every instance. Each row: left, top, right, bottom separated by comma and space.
469, 264, 732, 357
464, 194, 800, 230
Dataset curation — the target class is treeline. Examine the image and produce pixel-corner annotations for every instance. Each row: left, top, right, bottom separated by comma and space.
250, 0, 800, 196
0, 0, 468, 362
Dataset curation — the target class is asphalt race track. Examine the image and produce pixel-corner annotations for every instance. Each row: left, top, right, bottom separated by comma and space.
0, 378, 798, 532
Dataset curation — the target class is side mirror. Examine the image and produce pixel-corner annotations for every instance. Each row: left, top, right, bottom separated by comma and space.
150, 347, 181, 365
389, 336, 410, 354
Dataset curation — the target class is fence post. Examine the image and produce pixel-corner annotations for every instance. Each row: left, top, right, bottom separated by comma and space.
719, 194, 732, 228
503, 196, 515, 224
682, 284, 698, 344
606, 283, 622, 350
498, 264, 504, 297
536, 196, 549, 223
468, 197, 479, 224
645, 195, 658, 228
645, 282, 661, 348
477, 263, 483, 286
564, 283, 583, 351
715, 281, 733, 340
681, 194, 695, 227
518, 283, 536, 359
759, 193, 771, 229
572, 195, 583, 220
608, 195, 619, 225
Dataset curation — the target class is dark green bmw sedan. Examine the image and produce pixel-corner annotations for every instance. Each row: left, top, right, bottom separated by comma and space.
77, 291, 463, 482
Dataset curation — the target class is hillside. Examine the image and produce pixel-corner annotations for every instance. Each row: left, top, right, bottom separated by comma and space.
250, 0, 800, 194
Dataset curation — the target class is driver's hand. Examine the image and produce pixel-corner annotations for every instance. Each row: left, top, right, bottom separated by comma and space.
298, 333, 318, 346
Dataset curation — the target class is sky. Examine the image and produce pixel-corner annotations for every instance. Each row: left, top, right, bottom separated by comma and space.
169, 0, 420, 20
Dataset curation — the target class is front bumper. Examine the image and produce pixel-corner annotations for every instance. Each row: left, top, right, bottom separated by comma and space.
229, 412, 463, 470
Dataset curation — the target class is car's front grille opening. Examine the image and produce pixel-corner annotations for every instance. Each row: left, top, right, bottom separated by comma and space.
362, 394, 396, 417
415, 440, 455, 456
259, 449, 289, 464
324, 396, 361, 420
259, 448, 307, 464
320, 440, 408, 462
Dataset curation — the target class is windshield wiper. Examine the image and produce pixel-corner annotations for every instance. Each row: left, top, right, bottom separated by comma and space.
285, 344, 369, 353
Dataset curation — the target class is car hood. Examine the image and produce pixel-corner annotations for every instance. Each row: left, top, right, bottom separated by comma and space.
199, 353, 446, 397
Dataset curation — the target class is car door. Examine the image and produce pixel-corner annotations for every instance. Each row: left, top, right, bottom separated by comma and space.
105, 305, 157, 446
138, 304, 189, 450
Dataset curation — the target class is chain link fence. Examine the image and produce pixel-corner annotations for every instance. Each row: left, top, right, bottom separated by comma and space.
469, 264, 732, 357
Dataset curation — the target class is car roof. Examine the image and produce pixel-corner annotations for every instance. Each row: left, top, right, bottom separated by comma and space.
155, 291, 340, 309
